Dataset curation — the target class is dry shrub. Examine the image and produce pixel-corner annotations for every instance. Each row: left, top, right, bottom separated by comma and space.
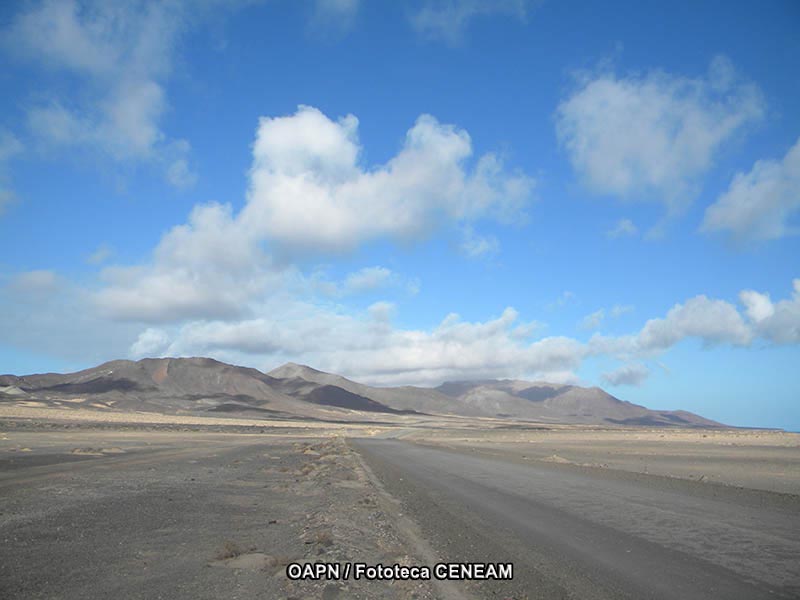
215, 541, 242, 560
315, 529, 334, 546
265, 555, 293, 569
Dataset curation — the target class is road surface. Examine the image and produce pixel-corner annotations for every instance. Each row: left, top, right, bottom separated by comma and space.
353, 438, 800, 600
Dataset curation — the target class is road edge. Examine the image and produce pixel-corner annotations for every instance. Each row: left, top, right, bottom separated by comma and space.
346, 437, 471, 600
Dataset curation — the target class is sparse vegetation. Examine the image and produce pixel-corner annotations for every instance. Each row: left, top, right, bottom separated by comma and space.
215, 541, 242, 561
315, 529, 334, 546
264, 554, 293, 571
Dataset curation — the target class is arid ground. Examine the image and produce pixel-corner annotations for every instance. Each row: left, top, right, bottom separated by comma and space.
1, 409, 798, 599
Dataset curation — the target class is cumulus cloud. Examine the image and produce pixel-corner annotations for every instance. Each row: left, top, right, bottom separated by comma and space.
130, 327, 171, 358
636, 295, 753, 350
5, 265, 800, 387
702, 137, 800, 242
93, 106, 532, 323
245, 106, 534, 253
556, 56, 764, 213
739, 289, 774, 323
151, 305, 568, 386
119, 279, 800, 386
411, 0, 529, 44
602, 363, 649, 387
95, 201, 282, 322
3, 0, 200, 186
739, 280, 800, 344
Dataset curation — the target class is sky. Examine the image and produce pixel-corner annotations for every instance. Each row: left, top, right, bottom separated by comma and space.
0, 0, 798, 430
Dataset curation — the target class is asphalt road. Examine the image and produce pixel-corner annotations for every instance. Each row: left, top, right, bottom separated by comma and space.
353, 438, 800, 600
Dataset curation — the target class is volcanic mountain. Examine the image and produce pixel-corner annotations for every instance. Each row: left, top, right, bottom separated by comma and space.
0, 357, 721, 427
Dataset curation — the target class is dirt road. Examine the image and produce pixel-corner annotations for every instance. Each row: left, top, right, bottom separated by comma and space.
354, 438, 800, 600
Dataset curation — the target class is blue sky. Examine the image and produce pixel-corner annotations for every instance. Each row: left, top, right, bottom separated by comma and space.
0, 0, 798, 429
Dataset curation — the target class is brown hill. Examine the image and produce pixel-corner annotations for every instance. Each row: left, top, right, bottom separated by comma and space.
0, 357, 364, 420
1, 358, 722, 427
267, 363, 721, 427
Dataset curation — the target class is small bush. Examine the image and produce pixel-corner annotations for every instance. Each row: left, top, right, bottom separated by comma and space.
215, 541, 242, 560
315, 529, 334, 546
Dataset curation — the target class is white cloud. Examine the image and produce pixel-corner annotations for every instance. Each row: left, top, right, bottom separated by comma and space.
588, 291, 760, 363
27, 103, 91, 146
343, 266, 393, 293
610, 304, 633, 318
636, 295, 753, 351
739, 280, 800, 344
95, 201, 281, 322
580, 309, 605, 331
5, 0, 122, 74
86, 243, 113, 265
702, 137, 800, 242
1, 272, 137, 364
602, 363, 649, 387
155, 305, 571, 386
460, 226, 499, 258
135, 279, 800, 387
556, 56, 764, 213
739, 289, 774, 323
93, 106, 532, 323
4, 0, 199, 186
245, 106, 534, 253
580, 304, 634, 331
6, 263, 800, 388
367, 300, 395, 322
130, 327, 171, 358
411, 0, 529, 45
606, 218, 638, 238
305, 265, 408, 297
8, 270, 60, 297
166, 158, 198, 189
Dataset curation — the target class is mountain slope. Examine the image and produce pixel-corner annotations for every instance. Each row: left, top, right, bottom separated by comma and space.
269, 363, 720, 427
268, 363, 469, 415
0, 358, 352, 420
1, 358, 722, 427
431, 379, 720, 426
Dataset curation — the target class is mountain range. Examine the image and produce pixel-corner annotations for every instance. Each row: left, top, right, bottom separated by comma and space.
0, 357, 722, 427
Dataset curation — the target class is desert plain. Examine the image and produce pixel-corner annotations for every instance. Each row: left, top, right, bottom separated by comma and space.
1, 409, 798, 599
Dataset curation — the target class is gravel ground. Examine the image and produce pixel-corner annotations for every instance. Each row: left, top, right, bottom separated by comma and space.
0, 428, 441, 600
